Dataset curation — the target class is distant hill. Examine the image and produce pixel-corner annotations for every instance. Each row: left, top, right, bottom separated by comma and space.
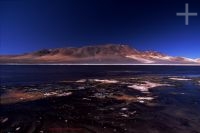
0, 44, 200, 64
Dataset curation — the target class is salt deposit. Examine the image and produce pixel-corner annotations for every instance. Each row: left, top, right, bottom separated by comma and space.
93, 79, 119, 84
169, 77, 191, 81
128, 81, 170, 93
76, 79, 87, 83
1, 118, 8, 123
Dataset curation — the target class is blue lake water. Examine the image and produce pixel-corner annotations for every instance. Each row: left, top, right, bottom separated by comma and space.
1, 65, 200, 133
1, 65, 200, 85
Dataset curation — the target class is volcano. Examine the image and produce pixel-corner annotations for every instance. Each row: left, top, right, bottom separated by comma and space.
1, 44, 200, 64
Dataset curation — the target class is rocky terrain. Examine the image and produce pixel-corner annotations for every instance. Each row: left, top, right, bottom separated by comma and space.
1, 76, 200, 133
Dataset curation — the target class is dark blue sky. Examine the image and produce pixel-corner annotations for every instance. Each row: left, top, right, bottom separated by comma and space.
1, 0, 200, 58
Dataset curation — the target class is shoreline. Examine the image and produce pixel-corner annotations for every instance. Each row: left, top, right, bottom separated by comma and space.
1, 63, 200, 66
1, 75, 200, 132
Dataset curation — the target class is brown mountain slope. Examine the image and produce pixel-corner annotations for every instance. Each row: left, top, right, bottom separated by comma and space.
0, 44, 199, 64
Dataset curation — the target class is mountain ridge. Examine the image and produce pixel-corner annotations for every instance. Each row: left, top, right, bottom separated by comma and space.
0, 44, 199, 64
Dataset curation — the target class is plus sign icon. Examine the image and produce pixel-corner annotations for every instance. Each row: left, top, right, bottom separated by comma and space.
176, 3, 198, 25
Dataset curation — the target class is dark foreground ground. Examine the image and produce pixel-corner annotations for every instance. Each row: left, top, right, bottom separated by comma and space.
1, 76, 200, 133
